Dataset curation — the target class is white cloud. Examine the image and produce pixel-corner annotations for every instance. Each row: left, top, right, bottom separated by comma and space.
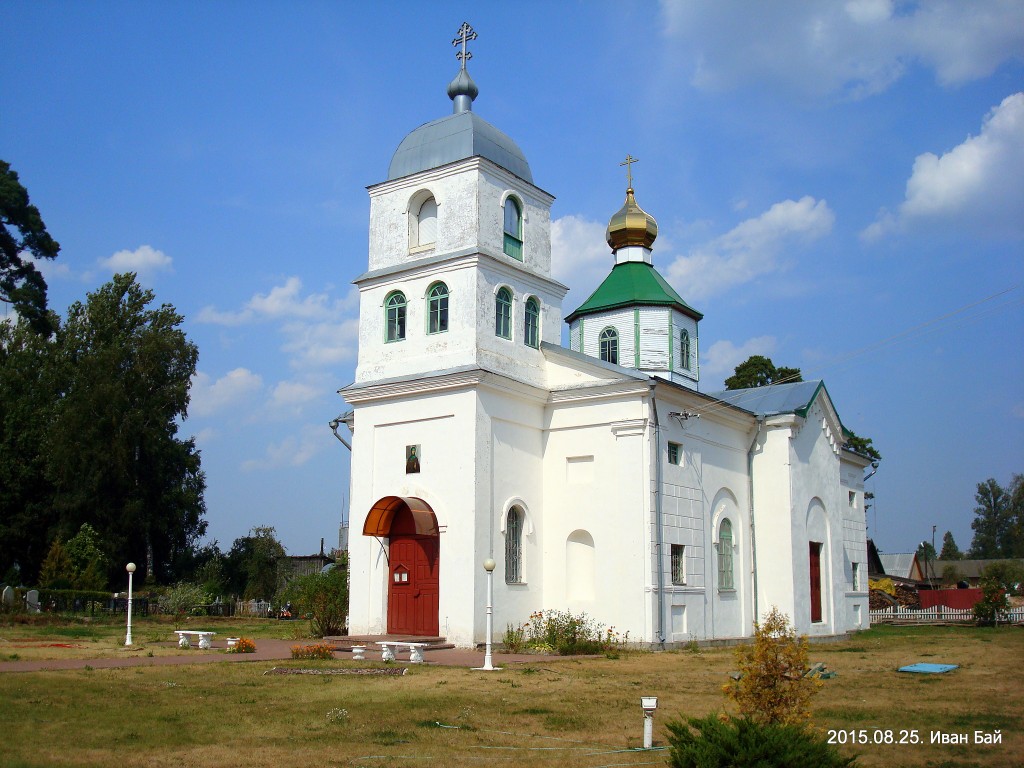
98, 245, 173, 283
189, 367, 263, 417
665, 197, 834, 300
269, 379, 322, 412
197, 277, 359, 370
863, 92, 1024, 239
197, 276, 343, 326
241, 424, 326, 471
701, 336, 777, 381
660, 0, 1024, 98
551, 215, 613, 314
281, 317, 360, 369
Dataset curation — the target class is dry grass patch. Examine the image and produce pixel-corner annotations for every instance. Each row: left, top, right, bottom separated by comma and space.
0, 624, 1021, 767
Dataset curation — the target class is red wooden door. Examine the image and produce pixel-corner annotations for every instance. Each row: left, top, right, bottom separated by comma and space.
809, 542, 822, 623
387, 506, 439, 636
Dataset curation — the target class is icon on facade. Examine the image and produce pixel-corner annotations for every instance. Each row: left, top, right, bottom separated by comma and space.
406, 445, 421, 474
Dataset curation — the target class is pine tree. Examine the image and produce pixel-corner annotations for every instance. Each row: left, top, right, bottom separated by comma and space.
939, 530, 962, 560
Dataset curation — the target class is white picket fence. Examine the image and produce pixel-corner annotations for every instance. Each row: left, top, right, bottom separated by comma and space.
869, 605, 1024, 624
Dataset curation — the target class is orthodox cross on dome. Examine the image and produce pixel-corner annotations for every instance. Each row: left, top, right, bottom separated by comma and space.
453, 22, 477, 69
620, 154, 639, 190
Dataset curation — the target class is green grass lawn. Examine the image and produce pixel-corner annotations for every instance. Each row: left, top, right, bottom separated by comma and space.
1, 618, 1022, 767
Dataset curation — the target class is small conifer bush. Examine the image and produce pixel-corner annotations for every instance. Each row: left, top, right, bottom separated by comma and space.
666, 714, 856, 768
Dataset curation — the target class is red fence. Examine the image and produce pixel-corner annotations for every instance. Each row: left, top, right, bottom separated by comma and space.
918, 588, 983, 610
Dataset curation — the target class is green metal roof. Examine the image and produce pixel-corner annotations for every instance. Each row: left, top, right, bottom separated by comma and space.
565, 261, 703, 323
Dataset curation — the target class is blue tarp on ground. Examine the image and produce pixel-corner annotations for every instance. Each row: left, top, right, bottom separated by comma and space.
898, 663, 958, 674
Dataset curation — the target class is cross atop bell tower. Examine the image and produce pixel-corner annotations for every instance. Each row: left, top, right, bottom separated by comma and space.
453, 22, 477, 69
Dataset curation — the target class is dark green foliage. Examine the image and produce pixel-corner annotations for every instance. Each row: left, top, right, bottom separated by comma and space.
282, 562, 349, 637
0, 274, 206, 585
973, 577, 1011, 626
226, 526, 286, 600
843, 432, 881, 462
939, 530, 962, 560
0, 160, 60, 336
723, 355, 802, 390
666, 714, 857, 768
980, 560, 1024, 595
970, 475, 1024, 558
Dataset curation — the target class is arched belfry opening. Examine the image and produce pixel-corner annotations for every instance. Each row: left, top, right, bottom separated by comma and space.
363, 496, 441, 636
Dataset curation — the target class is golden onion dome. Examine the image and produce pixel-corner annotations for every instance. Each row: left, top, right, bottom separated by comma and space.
606, 187, 658, 251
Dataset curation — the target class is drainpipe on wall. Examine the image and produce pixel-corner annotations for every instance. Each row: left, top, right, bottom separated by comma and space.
747, 417, 763, 627
651, 387, 666, 647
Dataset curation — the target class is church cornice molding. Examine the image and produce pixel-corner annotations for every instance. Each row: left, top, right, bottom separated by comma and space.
368, 156, 556, 204
342, 368, 488, 403
353, 248, 569, 297
548, 378, 650, 405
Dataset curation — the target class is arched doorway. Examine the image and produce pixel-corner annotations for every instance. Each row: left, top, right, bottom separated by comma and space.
363, 496, 440, 636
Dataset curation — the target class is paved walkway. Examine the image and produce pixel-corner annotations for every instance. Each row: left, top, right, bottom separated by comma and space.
0, 638, 561, 674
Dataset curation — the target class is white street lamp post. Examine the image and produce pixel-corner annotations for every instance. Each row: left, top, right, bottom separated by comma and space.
125, 562, 136, 646
477, 557, 499, 671
641, 696, 658, 749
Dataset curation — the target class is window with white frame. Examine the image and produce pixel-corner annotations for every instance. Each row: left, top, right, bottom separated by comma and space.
412, 195, 437, 248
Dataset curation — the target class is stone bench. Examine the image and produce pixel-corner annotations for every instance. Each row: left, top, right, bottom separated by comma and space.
174, 630, 216, 649
377, 641, 429, 664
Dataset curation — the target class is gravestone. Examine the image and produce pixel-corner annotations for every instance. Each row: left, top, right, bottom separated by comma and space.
1, 585, 13, 609
25, 589, 41, 612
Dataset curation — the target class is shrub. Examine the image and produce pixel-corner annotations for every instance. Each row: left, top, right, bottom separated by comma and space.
973, 577, 1010, 626
666, 714, 856, 768
280, 565, 348, 637
290, 643, 337, 660
158, 582, 210, 618
724, 607, 817, 725
227, 637, 256, 654
505, 609, 624, 655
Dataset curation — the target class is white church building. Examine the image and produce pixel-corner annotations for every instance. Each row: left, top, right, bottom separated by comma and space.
339, 28, 871, 648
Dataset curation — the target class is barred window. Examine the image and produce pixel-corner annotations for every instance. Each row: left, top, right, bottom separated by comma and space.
671, 544, 686, 585
717, 519, 734, 590
505, 507, 523, 584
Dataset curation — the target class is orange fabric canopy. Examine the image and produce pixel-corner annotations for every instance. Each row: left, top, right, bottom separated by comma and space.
362, 496, 439, 537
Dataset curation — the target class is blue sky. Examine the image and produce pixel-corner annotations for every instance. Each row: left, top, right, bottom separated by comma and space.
4, 1, 1022, 559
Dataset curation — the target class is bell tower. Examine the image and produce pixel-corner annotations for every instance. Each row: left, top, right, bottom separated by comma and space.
352, 24, 566, 389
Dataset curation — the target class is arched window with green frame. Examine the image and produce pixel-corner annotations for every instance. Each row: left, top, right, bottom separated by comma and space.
385, 291, 407, 342
524, 296, 540, 348
599, 327, 618, 364
495, 287, 512, 339
503, 197, 523, 260
427, 282, 449, 334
